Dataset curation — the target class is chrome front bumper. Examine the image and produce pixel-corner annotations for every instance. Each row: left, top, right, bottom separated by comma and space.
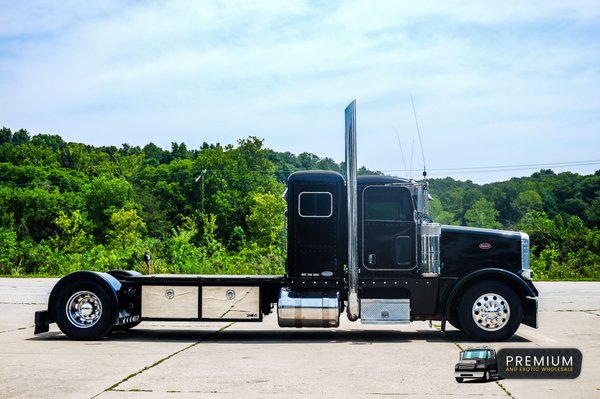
454, 371, 485, 378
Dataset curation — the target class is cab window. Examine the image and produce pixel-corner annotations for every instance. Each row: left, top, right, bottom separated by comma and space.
298, 192, 333, 218
364, 186, 414, 221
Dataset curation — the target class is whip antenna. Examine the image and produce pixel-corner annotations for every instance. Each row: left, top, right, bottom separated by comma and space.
393, 126, 409, 178
411, 95, 427, 178
409, 139, 415, 180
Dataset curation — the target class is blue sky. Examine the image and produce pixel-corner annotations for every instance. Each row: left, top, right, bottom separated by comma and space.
1, 1, 599, 183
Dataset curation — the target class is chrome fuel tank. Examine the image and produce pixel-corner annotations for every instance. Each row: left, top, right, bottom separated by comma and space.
277, 288, 340, 328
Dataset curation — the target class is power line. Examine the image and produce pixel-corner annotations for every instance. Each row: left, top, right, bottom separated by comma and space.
381, 160, 600, 175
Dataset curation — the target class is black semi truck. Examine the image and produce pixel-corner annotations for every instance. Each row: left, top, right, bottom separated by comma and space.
34, 100, 538, 341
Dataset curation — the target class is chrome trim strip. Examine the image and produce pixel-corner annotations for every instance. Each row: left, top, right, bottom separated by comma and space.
442, 224, 521, 237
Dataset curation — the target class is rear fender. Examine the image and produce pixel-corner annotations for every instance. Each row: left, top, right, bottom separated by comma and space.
47, 271, 121, 322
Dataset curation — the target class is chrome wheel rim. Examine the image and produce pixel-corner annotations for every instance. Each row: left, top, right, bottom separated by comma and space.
66, 291, 102, 328
472, 292, 510, 331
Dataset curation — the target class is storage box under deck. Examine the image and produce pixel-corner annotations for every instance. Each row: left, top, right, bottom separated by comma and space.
131, 274, 283, 322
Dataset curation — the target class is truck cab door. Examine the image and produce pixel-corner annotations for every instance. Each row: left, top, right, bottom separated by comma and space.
361, 185, 417, 271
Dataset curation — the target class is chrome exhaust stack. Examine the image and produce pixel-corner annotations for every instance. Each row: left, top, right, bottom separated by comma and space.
345, 100, 359, 321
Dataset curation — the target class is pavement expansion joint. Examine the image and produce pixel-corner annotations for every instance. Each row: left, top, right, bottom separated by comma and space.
495, 381, 515, 399
91, 322, 235, 398
0, 325, 33, 334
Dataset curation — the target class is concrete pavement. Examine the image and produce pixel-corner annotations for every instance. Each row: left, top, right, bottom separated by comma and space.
0, 279, 598, 399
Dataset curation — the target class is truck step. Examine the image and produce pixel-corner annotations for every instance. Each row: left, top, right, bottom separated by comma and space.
360, 299, 410, 324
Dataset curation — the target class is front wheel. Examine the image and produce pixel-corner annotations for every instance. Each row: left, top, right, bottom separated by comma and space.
458, 281, 522, 341
483, 370, 491, 382
447, 309, 461, 330
54, 280, 115, 340
455, 377, 463, 383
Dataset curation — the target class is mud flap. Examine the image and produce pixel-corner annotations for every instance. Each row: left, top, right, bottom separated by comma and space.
34, 310, 50, 334
522, 296, 538, 328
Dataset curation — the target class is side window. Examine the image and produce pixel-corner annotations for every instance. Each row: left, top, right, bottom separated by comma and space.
298, 192, 333, 218
364, 186, 414, 221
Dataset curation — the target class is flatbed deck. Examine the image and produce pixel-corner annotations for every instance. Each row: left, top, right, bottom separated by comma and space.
127, 274, 285, 285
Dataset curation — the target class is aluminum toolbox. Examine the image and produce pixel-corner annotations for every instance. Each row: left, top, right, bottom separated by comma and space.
360, 298, 410, 324
201, 286, 261, 320
141, 285, 199, 319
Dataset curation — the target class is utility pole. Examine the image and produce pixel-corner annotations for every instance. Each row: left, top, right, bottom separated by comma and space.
195, 169, 208, 211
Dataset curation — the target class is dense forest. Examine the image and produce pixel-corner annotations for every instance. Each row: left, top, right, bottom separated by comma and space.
0, 127, 598, 279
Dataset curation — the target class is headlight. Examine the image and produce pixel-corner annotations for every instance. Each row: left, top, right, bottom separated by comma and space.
521, 269, 534, 280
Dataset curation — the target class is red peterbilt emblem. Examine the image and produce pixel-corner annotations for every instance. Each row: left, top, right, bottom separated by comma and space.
479, 243, 492, 250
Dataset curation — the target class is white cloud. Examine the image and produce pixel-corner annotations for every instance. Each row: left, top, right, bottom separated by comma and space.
0, 0, 599, 182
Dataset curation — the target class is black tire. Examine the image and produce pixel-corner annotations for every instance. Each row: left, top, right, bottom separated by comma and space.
54, 280, 115, 340
447, 307, 462, 330
483, 370, 491, 382
458, 281, 522, 341
455, 377, 463, 383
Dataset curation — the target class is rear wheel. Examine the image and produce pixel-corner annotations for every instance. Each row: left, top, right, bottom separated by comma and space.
458, 281, 522, 341
54, 280, 115, 340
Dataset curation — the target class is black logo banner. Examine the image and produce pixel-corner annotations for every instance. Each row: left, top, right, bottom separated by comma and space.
497, 348, 582, 379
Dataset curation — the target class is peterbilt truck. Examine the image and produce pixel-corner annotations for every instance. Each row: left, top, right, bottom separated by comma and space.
34, 100, 538, 341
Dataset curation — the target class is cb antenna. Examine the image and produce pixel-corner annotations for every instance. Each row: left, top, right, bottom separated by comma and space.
410, 95, 427, 179
392, 126, 409, 179
409, 139, 415, 180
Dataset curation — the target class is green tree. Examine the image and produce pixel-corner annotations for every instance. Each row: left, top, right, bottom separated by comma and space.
464, 198, 502, 229
585, 194, 600, 226
0, 127, 12, 144
428, 197, 457, 225
53, 210, 88, 253
85, 176, 137, 238
512, 190, 543, 217
11, 129, 30, 145
517, 211, 558, 254
199, 213, 224, 257
246, 192, 286, 248
228, 226, 246, 251
106, 208, 146, 249
0, 228, 18, 274
135, 190, 173, 238
142, 142, 169, 166
195, 137, 283, 242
